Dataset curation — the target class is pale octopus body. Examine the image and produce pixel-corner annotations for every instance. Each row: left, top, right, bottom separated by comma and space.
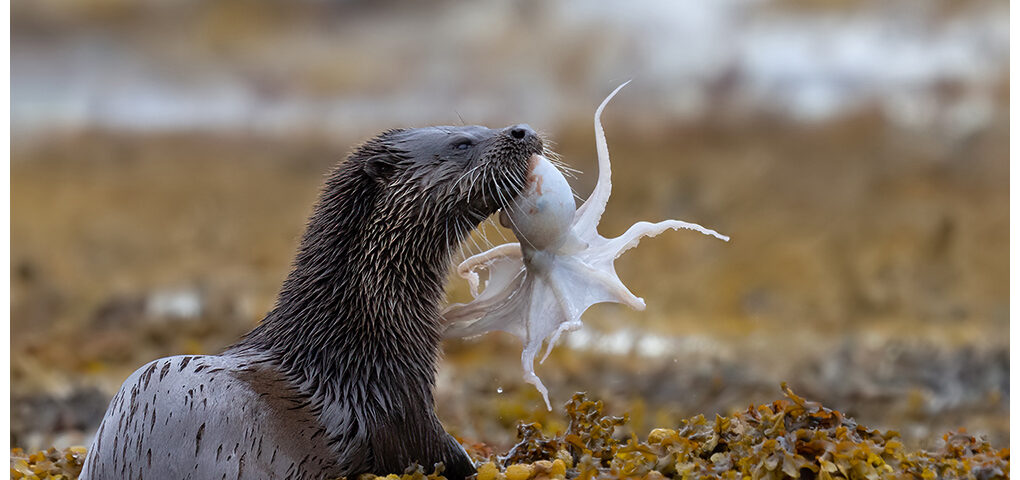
443, 83, 729, 409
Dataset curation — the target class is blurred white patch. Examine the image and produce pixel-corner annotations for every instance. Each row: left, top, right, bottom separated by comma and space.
145, 288, 203, 320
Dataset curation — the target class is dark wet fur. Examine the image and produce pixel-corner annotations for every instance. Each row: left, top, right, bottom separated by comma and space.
228, 124, 542, 478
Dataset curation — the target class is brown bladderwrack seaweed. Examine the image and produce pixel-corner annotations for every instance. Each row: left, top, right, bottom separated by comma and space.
488, 384, 1008, 480
501, 393, 629, 468
9, 385, 1008, 480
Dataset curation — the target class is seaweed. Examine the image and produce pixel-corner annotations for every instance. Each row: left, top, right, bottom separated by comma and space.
9, 385, 1008, 480
10, 446, 86, 479
501, 393, 628, 468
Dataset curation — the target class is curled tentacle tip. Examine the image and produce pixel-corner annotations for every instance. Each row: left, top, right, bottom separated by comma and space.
523, 373, 553, 410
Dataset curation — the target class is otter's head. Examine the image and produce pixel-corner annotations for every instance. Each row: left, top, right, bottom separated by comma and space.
350, 124, 542, 230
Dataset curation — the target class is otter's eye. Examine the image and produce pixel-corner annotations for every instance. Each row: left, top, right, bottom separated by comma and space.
453, 139, 473, 151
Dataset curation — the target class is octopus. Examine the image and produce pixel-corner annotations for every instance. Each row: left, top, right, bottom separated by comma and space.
442, 82, 729, 409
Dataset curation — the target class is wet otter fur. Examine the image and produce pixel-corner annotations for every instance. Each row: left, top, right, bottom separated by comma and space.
81, 124, 543, 480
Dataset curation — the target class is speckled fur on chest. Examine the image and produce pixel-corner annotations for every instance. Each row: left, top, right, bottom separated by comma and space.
80, 354, 344, 480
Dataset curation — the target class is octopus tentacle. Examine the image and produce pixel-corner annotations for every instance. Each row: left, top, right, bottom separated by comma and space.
605, 219, 730, 260
456, 243, 522, 296
572, 81, 630, 235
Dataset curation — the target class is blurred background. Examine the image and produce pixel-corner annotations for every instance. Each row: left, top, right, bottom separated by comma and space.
11, 0, 1008, 453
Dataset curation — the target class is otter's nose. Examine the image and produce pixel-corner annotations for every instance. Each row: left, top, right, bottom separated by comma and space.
507, 123, 534, 139
506, 124, 542, 152
509, 124, 534, 140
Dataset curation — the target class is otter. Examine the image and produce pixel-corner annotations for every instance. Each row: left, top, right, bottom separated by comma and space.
80, 124, 542, 480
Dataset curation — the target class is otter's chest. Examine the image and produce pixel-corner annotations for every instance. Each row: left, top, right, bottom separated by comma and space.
81, 354, 347, 480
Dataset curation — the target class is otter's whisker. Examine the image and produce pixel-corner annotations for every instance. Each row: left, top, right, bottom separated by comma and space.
477, 221, 496, 250
457, 163, 485, 205
487, 215, 510, 244
546, 151, 580, 179
479, 169, 492, 215
456, 163, 484, 187
462, 218, 485, 257
457, 238, 468, 264
494, 171, 536, 250
472, 165, 489, 208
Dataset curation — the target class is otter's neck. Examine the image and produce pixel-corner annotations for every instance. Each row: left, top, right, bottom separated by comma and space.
233, 167, 468, 417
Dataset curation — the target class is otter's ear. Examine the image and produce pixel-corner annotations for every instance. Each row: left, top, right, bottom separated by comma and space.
357, 129, 407, 184
363, 154, 398, 184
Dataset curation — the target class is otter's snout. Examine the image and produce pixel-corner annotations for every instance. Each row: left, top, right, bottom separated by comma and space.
505, 124, 543, 154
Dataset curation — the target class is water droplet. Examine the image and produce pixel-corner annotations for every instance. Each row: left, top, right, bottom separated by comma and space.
496, 387, 504, 394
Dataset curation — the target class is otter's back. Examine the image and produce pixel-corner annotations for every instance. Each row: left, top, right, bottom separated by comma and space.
80, 354, 345, 480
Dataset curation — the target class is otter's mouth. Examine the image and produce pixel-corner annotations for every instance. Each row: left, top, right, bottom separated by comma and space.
497, 154, 543, 226
468, 124, 543, 217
